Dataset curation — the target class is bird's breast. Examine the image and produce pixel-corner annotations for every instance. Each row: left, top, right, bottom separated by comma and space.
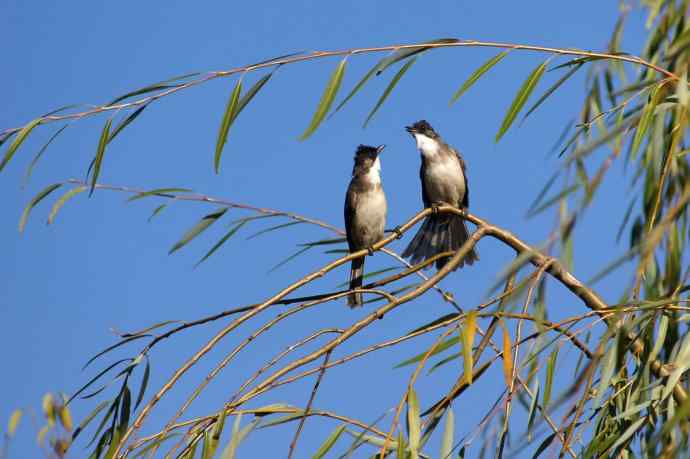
423, 156, 465, 205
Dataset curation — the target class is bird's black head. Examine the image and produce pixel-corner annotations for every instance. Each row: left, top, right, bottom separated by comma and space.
405, 120, 438, 138
354, 144, 385, 163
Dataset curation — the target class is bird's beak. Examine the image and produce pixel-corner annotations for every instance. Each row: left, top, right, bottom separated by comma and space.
405, 125, 417, 135
376, 144, 386, 154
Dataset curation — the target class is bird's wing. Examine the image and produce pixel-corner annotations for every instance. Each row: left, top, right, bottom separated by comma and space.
452, 146, 470, 209
344, 182, 358, 251
420, 162, 432, 208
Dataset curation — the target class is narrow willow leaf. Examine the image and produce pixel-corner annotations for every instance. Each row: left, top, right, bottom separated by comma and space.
331, 64, 378, 116
394, 337, 459, 368
201, 430, 212, 459
127, 188, 192, 202
527, 172, 560, 216
336, 266, 400, 288
501, 321, 513, 388
594, 341, 618, 408
648, 314, 669, 364
299, 58, 347, 140
169, 208, 229, 254
496, 59, 548, 142
108, 104, 148, 143
268, 246, 311, 272
606, 417, 645, 454
215, 78, 243, 173
364, 57, 418, 128
396, 430, 406, 459
0, 118, 42, 172
526, 184, 579, 218
311, 424, 346, 459
90, 119, 112, 196
109, 72, 200, 105
440, 408, 454, 459
86, 400, 117, 448
8, 409, 22, 437
59, 405, 73, 431
246, 220, 303, 240
18, 183, 62, 233
615, 198, 636, 243
630, 83, 664, 157
299, 237, 347, 247
542, 347, 558, 409
611, 400, 653, 421
532, 432, 557, 458
104, 427, 121, 459
376, 38, 458, 76
148, 204, 167, 222
461, 311, 478, 384
207, 410, 227, 458
48, 186, 87, 225
258, 412, 305, 428
23, 124, 68, 186
236, 72, 273, 116
450, 50, 510, 105
134, 359, 150, 410
407, 389, 421, 456
195, 220, 247, 267
251, 51, 305, 67
83, 335, 149, 370
522, 63, 583, 120
118, 386, 131, 436
132, 433, 181, 459
526, 379, 540, 441
222, 418, 259, 459
71, 400, 109, 441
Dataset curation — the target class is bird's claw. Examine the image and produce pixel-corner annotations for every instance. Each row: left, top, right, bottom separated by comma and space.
367, 246, 375, 256
392, 226, 404, 240
431, 204, 441, 215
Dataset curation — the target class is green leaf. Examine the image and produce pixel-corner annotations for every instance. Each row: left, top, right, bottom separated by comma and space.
526, 184, 579, 218
90, 118, 112, 196
148, 204, 167, 222
607, 417, 645, 454
71, 400, 109, 441
532, 432, 556, 458
526, 378, 540, 441
1, 118, 42, 172
268, 246, 312, 272
169, 207, 229, 255
221, 417, 259, 459
522, 63, 583, 121
18, 183, 62, 233
126, 188, 193, 202
630, 83, 664, 158
134, 359, 150, 410
364, 57, 418, 128
311, 424, 346, 459
118, 386, 131, 436
376, 38, 458, 76
648, 314, 669, 364
450, 50, 510, 105
108, 104, 149, 143
394, 337, 459, 368
593, 341, 617, 409
246, 220, 303, 240
496, 59, 548, 142
235, 72, 273, 116
299, 58, 347, 140
331, 64, 378, 116
48, 186, 87, 225
108, 72, 200, 105
215, 78, 243, 173
440, 407, 454, 459
542, 347, 558, 409
23, 124, 68, 186
195, 220, 248, 267
407, 389, 421, 457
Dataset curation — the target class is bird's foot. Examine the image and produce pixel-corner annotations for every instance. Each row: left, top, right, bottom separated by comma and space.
367, 246, 375, 256
430, 204, 441, 215
392, 226, 404, 240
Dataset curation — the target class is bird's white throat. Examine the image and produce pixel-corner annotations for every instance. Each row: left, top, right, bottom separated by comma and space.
364, 156, 382, 184
414, 133, 441, 158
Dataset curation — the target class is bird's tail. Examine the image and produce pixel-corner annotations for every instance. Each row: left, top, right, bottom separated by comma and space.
347, 257, 365, 307
402, 213, 479, 269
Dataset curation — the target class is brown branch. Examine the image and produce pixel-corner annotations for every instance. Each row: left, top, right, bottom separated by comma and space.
3, 38, 679, 136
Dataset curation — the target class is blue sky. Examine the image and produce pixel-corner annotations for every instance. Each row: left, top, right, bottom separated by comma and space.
2, 1, 650, 457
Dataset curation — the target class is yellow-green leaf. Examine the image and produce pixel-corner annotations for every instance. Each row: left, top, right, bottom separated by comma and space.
522, 62, 583, 120
195, 220, 247, 267
501, 320, 514, 388
48, 186, 86, 225
440, 407, 454, 459
450, 50, 510, 105
42, 393, 55, 426
19, 183, 62, 233
0, 118, 42, 172
631, 82, 664, 158
90, 119, 112, 196
299, 58, 347, 140
59, 405, 73, 431
8, 409, 22, 437
543, 347, 558, 409
311, 424, 346, 459
364, 57, 418, 128
169, 208, 228, 254
215, 78, 243, 173
407, 388, 421, 458
496, 59, 548, 142
461, 311, 478, 384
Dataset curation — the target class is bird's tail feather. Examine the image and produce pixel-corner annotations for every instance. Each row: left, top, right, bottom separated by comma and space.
348, 257, 365, 307
402, 213, 478, 269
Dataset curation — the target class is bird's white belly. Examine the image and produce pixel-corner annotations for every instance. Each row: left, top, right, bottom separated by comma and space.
424, 157, 465, 205
354, 189, 387, 245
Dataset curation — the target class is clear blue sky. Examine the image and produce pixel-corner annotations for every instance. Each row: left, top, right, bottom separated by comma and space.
2, 1, 648, 457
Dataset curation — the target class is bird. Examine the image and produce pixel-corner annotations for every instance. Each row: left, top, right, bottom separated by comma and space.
402, 120, 479, 270
344, 144, 387, 307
